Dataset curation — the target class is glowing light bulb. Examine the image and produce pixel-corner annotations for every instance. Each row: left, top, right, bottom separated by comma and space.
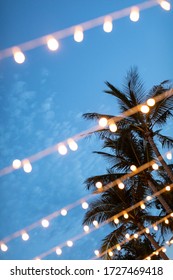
109, 123, 117, 132
103, 17, 113, 33
152, 163, 159, 170
154, 225, 158, 231
130, 7, 140, 22
13, 50, 25, 64
130, 165, 137, 171
67, 240, 73, 247
56, 248, 62, 255
67, 139, 78, 151
146, 257, 151, 260
162, 247, 166, 252
74, 27, 84, 42
118, 182, 124, 190
82, 202, 89, 209
134, 233, 138, 239
124, 213, 129, 219
140, 105, 150, 113
61, 209, 67, 216
108, 251, 113, 257
125, 233, 130, 239
23, 159, 32, 173
170, 240, 173, 244
41, 219, 49, 228
99, 117, 108, 128
83, 225, 90, 232
166, 152, 172, 160
165, 219, 169, 224
166, 241, 170, 245
94, 250, 99, 256
47, 37, 59, 51
147, 98, 155, 107
116, 244, 121, 251
58, 144, 67, 155
160, 1, 171, 11
22, 232, 29, 241
93, 220, 99, 227
146, 195, 152, 201
155, 251, 159, 255
0, 243, 8, 252
12, 159, 21, 169
114, 218, 119, 224
171, 213, 173, 217
95, 182, 102, 189
140, 203, 146, 209
166, 185, 171, 191
145, 228, 150, 234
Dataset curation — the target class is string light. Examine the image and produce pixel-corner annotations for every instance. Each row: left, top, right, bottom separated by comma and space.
152, 163, 159, 170
56, 248, 62, 255
125, 233, 130, 239
67, 240, 73, 247
140, 203, 146, 209
109, 122, 117, 132
47, 37, 59, 51
130, 165, 137, 171
118, 182, 125, 190
166, 185, 171, 191
67, 139, 78, 151
134, 233, 138, 239
165, 219, 169, 224
94, 250, 99, 256
93, 220, 99, 227
23, 159, 32, 173
140, 105, 150, 113
98, 117, 108, 128
74, 27, 84, 42
83, 225, 90, 233
57, 144, 68, 155
145, 228, 150, 234
166, 152, 172, 160
21, 232, 30, 241
61, 209, 67, 216
12, 159, 21, 169
146, 195, 152, 201
81, 202, 89, 209
153, 225, 158, 231
147, 98, 155, 107
95, 181, 102, 189
116, 244, 121, 251
103, 17, 113, 33
124, 213, 129, 219
114, 218, 119, 224
0, 243, 8, 252
130, 7, 140, 22
108, 251, 113, 257
13, 49, 25, 64
159, 0, 171, 11
41, 219, 49, 228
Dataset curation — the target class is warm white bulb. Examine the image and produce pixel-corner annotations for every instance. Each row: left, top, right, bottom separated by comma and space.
116, 244, 121, 251
67, 139, 78, 151
130, 7, 140, 22
171, 213, 173, 217
0, 243, 8, 252
166, 185, 171, 191
99, 117, 108, 128
22, 232, 29, 241
166, 152, 172, 160
140, 105, 150, 113
160, 1, 171, 11
47, 37, 59, 51
13, 50, 25, 64
41, 219, 49, 228
83, 225, 90, 232
146, 195, 152, 201
125, 233, 130, 239
154, 225, 158, 231
109, 123, 117, 132
140, 203, 146, 209
108, 251, 113, 257
23, 160, 32, 173
82, 202, 89, 209
145, 228, 150, 234
103, 17, 113, 33
58, 144, 67, 155
94, 250, 99, 256
56, 247, 62, 255
147, 98, 155, 107
162, 247, 167, 252
114, 218, 119, 224
74, 27, 84, 42
130, 165, 137, 171
95, 181, 102, 189
165, 219, 169, 224
152, 163, 159, 170
93, 220, 99, 227
67, 240, 73, 247
61, 209, 67, 216
134, 233, 138, 239
12, 159, 21, 169
118, 182, 124, 190
124, 213, 129, 219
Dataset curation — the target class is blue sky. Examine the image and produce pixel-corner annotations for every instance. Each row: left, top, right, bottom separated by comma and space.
0, 0, 173, 260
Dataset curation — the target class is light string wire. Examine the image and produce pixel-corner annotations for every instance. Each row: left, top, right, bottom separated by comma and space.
0, 88, 172, 178
0, 91, 173, 247
144, 238, 173, 260
0, 0, 164, 60
33, 184, 173, 260
92, 212, 173, 260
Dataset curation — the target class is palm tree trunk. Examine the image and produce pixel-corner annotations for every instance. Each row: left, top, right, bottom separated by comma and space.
137, 222, 169, 260
148, 180, 172, 213
147, 135, 173, 182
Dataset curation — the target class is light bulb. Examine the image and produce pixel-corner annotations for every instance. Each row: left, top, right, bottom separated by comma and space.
95, 182, 102, 189
146, 196, 152, 201
130, 7, 140, 22
166, 152, 172, 160
12, 159, 21, 169
61, 209, 67, 216
166, 185, 171, 191
22, 232, 29, 241
125, 233, 130, 239
162, 247, 166, 252
56, 248, 62, 255
93, 220, 99, 227
109, 123, 117, 132
134, 233, 138, 239
171, 213, 173, 217
145, 228, 150, 234
99, 117, 108, 128
130, 165, 137, 171
82, 202, 89, 209
103, 17, 113, 33
67, 139, 78, 151
83, 225, 90, 232
165, 219, 169, 224
108, 251, 113, 257
94, 250, 99, 256
124, 213, 129, 219
13, 50, 25, 64
140, 105, 150, 113
74, 27, 84, 42
118, 182, 124, 190
0, 243, 8, 252
152, 163, 159, 170
58, 144, 67, 155
41, 219, 49, 228
114, 218, 119, 224
23, 159, 32, 173
116, 244, 121, 251
147, 98, 155, 107
67, 240, 73, 247
140, 203, 146, 209
154, 225, 158, 231
160, 1, 171, 11
47, 37, 59, 51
